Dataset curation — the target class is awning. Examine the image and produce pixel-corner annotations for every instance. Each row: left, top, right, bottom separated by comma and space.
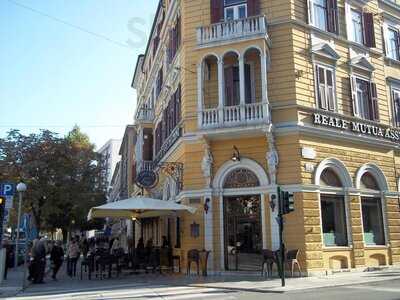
87, 197, 196, 220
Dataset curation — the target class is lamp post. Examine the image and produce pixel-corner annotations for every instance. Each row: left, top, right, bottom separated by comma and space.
15, 182, 27, 269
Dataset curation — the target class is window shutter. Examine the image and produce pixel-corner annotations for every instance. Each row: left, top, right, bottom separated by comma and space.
327, 0, 338, 34
248, 0, 260, 17
393, 90, 400, 127
316, 65, 328, 110
210, 0, 223, 23
132, 163, 136, 184
363, 12, 376, 48
350, 76, 359, 116
369, 82, 379, 121
326, 69, 335, 111
307, 0, 313, 25
176, 16, 181, 50
396, 29, 400, 60
381, 26, 387, 56
176, 85, 181, 124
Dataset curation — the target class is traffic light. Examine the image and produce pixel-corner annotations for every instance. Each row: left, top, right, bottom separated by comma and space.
282, 191, 295, 215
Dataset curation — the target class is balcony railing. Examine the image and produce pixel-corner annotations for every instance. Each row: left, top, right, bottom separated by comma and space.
200, 102, 269, 129
136, 108, 154, 123
137, 160, 154, 172
197, 15, 267, 46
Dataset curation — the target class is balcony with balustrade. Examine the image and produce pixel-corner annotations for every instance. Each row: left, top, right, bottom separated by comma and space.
197, 15, 268, 48
197, 47, 270, 131
136, 107, 154, 123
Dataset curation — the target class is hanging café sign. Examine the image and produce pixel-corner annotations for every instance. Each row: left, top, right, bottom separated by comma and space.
313, 113, 400, 143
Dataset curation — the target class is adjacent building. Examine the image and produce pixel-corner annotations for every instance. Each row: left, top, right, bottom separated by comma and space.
97, 139, 122, 202
130, 0, 400, 275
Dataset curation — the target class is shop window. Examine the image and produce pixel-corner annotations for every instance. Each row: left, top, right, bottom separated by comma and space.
315, 65, 336, 111
362, 197, 385, 245
321, 195, 349, 247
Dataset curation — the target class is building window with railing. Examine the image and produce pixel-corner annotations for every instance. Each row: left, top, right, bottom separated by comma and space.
350, 76, 379, 122
210, 0, 260, 23
315, 64, 336, 111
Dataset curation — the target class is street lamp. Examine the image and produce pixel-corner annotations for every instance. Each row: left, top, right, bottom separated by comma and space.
15, 182, 27, 269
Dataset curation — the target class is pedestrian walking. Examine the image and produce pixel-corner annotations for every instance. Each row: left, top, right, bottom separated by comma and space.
67, 238, 80, 277
50, 241, 64, 281
79, 238, 89, 259
3, 241, 14, 280
32, 237, 47, 284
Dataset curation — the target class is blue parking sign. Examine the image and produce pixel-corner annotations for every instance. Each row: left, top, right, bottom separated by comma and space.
0, 182, 15, 196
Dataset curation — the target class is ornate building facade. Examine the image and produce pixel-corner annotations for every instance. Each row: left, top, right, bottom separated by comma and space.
131, 0, 400, 275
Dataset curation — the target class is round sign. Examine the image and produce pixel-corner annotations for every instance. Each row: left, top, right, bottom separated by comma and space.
136, 170, 158, 189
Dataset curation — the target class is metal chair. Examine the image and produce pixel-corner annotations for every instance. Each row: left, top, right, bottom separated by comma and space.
186, 249, 200, 275
286, 249, 301, 277
261, 249, 277, 278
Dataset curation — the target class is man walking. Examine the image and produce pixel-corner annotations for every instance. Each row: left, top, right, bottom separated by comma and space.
50, 241, 64, 281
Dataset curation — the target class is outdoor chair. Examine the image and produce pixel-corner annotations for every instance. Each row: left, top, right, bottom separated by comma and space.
186, 249, 200, 275
286, 249, 301, 277
261, 249, 277, 278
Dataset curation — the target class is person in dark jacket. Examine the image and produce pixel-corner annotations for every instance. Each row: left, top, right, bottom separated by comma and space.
3, 242, 14, 280
50, 241, 64, 280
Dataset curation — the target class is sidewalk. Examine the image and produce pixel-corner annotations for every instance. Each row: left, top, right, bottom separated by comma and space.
0, 266, 25, 298
9, 265, 400, 299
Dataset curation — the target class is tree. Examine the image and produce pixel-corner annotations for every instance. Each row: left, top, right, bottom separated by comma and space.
0, 128, 107, 238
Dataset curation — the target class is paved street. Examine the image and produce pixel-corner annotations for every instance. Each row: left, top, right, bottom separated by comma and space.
2, 266, 400, 300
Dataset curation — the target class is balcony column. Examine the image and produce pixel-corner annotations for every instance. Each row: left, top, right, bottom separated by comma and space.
217, 58, 225, 124
239, 55, 246, 121
260, 52, 269, 121
197, 62, 204, 128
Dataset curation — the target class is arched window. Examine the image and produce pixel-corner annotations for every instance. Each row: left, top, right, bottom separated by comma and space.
320, 168, 342, 187
319, 167, 348, 247
223, 168, 260, 188
360, 172, 385, 246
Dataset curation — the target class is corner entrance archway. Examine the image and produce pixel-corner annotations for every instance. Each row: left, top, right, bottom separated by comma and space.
224, 195, 262, 271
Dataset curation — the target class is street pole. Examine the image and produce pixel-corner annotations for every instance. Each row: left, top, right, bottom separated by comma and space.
277, 186, 285, 287
15, 192, 22, 268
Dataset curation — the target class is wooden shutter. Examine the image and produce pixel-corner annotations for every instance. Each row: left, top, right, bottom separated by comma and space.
248, 0, 260, 17
316, 65, 327, 110
369, 82, 379, 121
363, 12, 376, 48
350, 76, 359, 116
245, 64, 252, 103
393, 90, 400, 126
327, 0, 338, 34
175, 85, 181, 124
210, 0, 223, 23
176, 16, 181, 50
396, 30, 400, 60
326, 69, 335, 111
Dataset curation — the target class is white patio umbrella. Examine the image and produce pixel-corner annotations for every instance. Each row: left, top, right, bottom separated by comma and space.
87, 196, 196, 220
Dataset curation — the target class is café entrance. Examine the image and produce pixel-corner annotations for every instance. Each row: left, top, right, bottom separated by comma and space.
224, 195, 263, 271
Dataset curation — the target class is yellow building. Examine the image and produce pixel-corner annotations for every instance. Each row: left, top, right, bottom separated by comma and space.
131, 0, 400, 275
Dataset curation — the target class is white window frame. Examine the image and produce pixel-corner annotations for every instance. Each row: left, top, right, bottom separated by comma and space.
355, 76, 370, 120
383, 19, 400, 61
345, 1, 365, 45
308, 0, 328, 31
314, 63, 337, 111
224, 3, 247, 20
391, 86, 400, 127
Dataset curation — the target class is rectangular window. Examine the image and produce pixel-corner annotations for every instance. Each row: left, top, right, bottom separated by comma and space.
224, 4, 247, 20
362, 198, 385, 246
313, 0, 327, 31
321, 195, 348, 247
392, 88, 400, 127
351, 9, 363, 44
387, 27, 400, 60
351, 77, 379, 121
315, 65, 335, 111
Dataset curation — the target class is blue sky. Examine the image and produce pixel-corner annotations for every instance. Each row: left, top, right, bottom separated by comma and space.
0, 0, 157, 149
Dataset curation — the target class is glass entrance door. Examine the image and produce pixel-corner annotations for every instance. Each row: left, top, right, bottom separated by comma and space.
224, 195, 262, 271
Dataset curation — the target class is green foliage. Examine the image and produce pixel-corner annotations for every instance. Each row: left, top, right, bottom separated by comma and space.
0, 128, 107, 235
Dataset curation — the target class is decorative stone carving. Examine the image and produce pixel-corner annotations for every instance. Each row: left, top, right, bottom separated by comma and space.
201, 144, 214, 188
223, 168, 260, 188
266, 126, 279, 185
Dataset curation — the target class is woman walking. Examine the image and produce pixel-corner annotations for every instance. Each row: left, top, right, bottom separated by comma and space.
66, 238, 80, 277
